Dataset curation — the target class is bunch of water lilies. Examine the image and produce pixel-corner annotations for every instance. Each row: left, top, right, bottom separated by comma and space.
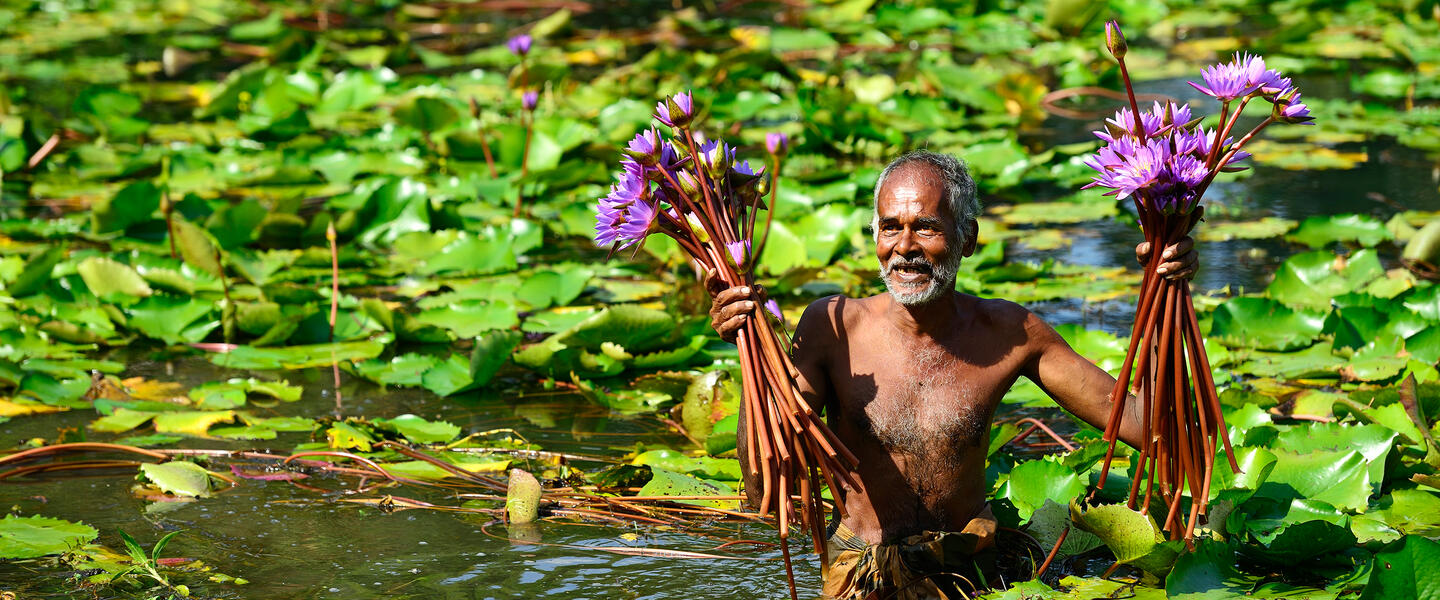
594, 93, 859, 599
1086, 21, 1313, 542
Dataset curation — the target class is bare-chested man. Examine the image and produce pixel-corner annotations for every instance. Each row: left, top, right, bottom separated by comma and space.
709, 151, 1195, 599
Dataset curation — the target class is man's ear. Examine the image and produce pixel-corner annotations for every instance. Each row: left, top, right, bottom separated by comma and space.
961, 219, 979, 257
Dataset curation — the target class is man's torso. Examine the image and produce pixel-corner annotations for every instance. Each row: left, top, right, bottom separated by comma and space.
797, 292, 1039, 544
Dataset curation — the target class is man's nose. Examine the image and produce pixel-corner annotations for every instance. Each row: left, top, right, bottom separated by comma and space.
893, 228, 920, 257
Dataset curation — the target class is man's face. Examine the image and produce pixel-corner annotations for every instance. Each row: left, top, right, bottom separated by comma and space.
874, 165, 966, 306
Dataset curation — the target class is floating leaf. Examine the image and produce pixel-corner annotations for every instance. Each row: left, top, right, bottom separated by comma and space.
636, 467, 737, 509
211, 340, 387, 370
0, 515, 98, 559
1288, 214, 1395, 248
377, 414, 460, 444
1358, 536, 1440, 600
139, 461, 215, 497
1210, 297, 1325, 351
153, 410, 237, 436
997, 459, 1085, 523
76, 257, 152, 299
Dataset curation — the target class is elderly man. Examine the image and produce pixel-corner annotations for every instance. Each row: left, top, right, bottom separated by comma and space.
708, 150, 1195, 599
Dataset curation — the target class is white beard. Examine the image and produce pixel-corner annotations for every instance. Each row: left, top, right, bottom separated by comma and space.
880, 251, 961, 306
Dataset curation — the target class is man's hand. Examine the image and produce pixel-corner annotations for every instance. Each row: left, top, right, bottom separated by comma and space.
706, 271, 763, 343
1136, 236, 1198, 280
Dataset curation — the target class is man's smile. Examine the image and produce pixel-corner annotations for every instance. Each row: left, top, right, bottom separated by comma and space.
890, 264, 931, 284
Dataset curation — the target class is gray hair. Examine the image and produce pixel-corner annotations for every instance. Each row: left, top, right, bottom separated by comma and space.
871, 150, 981, 247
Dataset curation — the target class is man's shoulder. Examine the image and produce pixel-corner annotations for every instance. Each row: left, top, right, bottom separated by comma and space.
798, 293, 885, 327
968, 295, 1034, 326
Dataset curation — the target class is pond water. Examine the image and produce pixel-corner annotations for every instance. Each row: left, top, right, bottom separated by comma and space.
4, 129, 1435, 597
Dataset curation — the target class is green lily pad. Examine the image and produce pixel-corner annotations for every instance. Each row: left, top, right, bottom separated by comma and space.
1288, 214, 1395, 248
632, 449, 741, 482
997, 459, 1086, 523
76, 257, 152, 300
1195, 217, 1296, 242
1267, 249, 1383, 310
1351, 489, 1440, 543
1165, 541, 1255, 599
210, 340, 387, 369
0, 515, 98, 559
1070, 502, 1176, 573
1259, 449, 1371, 512
1358, 536, 1440, 600
377, 414, 461, 444
1211, 297, 1325, 351
139, 461, 215, 497
636, 467, 737, 509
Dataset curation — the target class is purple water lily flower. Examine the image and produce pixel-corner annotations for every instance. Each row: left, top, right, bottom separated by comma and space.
508, 34, 532, 57
732, 159, 763, 177
655, 91, 694, 128
522, 90, 538, 111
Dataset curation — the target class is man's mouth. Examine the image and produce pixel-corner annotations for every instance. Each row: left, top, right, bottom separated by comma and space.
887, 262, 932, 284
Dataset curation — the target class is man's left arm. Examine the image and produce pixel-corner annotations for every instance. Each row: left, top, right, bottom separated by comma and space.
1023, 316, 1145, 449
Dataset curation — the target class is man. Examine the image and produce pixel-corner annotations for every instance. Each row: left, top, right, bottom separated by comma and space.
708, 150, 1196, 599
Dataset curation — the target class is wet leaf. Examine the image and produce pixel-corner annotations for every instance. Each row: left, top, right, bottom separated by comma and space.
153, 410, 237, 436
1358, 536, 1440, 600
1210, 297, 1325, 351
211, 340, 387, 369
377, 414, 460, 444
636, 467, 737, 509
139, 461, 214, 497
76, 257, 151, 300
997, 459, 1085, 523
1288, 214, 1395, 249
0, 515, 98, 559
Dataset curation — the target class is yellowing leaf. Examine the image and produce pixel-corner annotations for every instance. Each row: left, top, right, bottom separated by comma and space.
153, 410, 236, 436
0, 398, 66, 417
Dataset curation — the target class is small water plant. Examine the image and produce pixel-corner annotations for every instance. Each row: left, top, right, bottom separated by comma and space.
1085, 20, 1314, 542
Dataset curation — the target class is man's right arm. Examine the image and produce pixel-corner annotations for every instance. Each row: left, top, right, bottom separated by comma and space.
733, 296, 836, 508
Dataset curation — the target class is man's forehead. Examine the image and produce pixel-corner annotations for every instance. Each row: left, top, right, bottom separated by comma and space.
877, 162, 947, 215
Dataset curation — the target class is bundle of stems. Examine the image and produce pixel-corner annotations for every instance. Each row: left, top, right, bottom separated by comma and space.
593, 93, 859, 598
1086, 21, 1312, 541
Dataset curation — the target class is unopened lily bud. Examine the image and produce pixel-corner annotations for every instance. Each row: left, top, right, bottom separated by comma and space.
701, 143, 730, 178
622, 128, 663, 166
1105, 20, 1128, 60
655, 91, 695, 129
765, 132, 788, 157
1271, 90, 1314, 125
522, 90, 538, 112
676, 170, 703, 200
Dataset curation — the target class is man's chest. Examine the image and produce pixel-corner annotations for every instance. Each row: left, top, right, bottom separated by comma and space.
827, 341, 1025, 453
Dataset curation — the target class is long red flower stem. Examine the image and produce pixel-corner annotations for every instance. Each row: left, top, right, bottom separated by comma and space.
1183, 280, 1239, 470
